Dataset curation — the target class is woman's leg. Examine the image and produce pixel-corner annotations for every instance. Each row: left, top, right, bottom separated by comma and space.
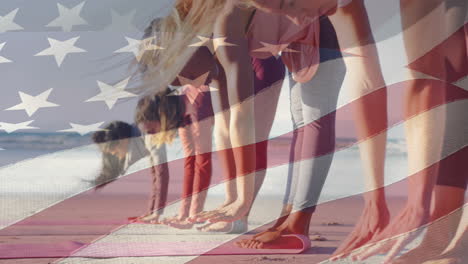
198, 57, 285, 232
246, 56, 286, 217
210, 75, 239, 205
236, 68, 305, 246
274, 15, 346, 234
195, 77, 241, 231
200, 9, 258, 223
327, 0, 391, 258
250, 0, 391, 256
171, 123, 195, 221
239, 36, 346, 248
236, 75, 310, 248
279, 73, 305, 226
193, 54, 285, 224
189, 105, 214, 217
286, 49, 344, 226
169, 116, 215, 229
141, 143, 170, 224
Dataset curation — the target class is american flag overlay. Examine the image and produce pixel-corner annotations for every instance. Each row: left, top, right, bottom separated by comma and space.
0, 0, 467, 263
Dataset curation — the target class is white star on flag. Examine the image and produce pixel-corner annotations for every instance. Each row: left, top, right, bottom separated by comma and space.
85, 78, 137, 109
169, 72, 218, 104
46, 2, 88, 32
114, 36, 164, 61
189, 36, 237, 54
6, 88, 59, 117
0, 8, 23, 33
252, 41, 299, 58
104, 9, 139, 32
0, 120, 38, 133
59, 122, 105, 136
0, 42, 12, 63
35, 37, 86, 67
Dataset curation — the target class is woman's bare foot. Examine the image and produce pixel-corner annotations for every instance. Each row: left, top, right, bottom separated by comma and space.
162, 214, 185, 225
231, 204, 291, 238
236, 209, 313, 249
236, 228, 284, 249
190, 200, 250, 223
236, 221, 294, 249
236, 226, 284, 249
186, 199, 235, 224
138, 212, 161, 224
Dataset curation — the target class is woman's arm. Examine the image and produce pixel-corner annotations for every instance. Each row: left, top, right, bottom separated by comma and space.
327, 0, 390, 258
146, 141, 170, 217
328, 0, 388, 201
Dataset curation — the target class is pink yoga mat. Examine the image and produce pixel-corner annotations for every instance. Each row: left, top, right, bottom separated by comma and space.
0, 235, 310, 258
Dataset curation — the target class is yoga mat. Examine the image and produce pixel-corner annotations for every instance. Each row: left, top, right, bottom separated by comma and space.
0, 235, 310, 258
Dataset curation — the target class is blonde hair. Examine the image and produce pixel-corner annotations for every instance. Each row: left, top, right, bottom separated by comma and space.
135, 0, 255, 96
129, 1, 256, 148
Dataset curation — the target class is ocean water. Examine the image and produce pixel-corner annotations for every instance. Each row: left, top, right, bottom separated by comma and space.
0, 132, 408, 197
0, 132, 92, 167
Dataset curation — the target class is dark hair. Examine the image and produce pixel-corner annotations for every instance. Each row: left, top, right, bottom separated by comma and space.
134, 20, 186, 141
135, 89, 185, 144
91, 121, 133, 189
92, 121, 133, 145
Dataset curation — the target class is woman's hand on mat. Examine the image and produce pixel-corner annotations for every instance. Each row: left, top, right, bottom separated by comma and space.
330, 200, 390, 260
349, 203, 429, 264
189, 201, 250, 223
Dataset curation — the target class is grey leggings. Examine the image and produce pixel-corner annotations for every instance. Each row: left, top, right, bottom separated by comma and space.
284, 57, 346, 212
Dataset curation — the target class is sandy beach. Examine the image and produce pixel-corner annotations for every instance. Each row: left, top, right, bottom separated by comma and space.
3, 137, 462, 264
0, 138, 426, 264
0, 192, 411, 264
